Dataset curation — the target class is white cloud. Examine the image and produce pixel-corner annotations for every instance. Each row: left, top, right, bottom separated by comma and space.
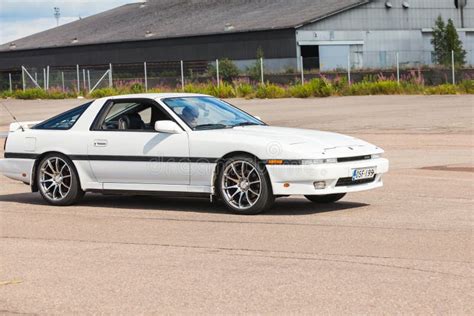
0, 0, 141, 44
0, 17, 78, 44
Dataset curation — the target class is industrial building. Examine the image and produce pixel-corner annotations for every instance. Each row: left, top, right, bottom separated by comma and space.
0, 0, 473, 72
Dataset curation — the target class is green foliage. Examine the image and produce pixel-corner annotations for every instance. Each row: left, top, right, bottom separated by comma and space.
246, 47, 265, 82
308, 78, 333, 97
445, 19, 467, 66
209, 59, 240, 83
236, 83, 255, 98
129, 83, 145, 93
89, 87, 119, 98
346, 80, 403, 96
289, 84, 312, 98
206, 82, 236, 98
425, 84, 458, 95
458, 79, 474, 94
431, 16, 466, 66
431, 15, 447, 65
256, 83, 287, 99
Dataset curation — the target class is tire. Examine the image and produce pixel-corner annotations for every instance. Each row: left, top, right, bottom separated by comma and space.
218, 155, 274, 215
36, 153, 84, 206
305, 193, 346, 204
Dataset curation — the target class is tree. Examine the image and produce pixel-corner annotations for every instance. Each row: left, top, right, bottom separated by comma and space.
431, 16, 466, 66
209, 58, 240, 83
431, 15, 447, 65
246, 47, 265, 82
445, 18, 466, 66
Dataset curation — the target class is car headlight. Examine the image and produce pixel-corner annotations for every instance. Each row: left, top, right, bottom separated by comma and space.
302, 158, 337, 165
372, 153, 383, 159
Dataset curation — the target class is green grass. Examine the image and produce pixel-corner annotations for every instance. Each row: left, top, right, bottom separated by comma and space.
1, 79, 473, 100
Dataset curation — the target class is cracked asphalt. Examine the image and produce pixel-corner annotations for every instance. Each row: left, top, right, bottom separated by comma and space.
0, 95, 473, 314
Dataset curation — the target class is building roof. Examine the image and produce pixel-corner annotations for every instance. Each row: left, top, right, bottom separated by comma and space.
1, 0, 369, 52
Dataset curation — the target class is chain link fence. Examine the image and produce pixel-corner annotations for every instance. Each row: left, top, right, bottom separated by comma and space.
1, 49, 472, 94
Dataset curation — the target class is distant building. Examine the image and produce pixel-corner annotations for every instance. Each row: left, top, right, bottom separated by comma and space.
0, 0, 473, 72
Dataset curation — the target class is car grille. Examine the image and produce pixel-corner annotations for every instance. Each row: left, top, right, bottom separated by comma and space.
337, 155, 372, 163
336, 175, 376, 187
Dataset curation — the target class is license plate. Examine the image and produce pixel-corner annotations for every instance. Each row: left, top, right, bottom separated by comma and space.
352, 167, 376, 181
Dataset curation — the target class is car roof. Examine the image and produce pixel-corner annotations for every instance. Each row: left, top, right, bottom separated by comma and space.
102, 93, 211, 101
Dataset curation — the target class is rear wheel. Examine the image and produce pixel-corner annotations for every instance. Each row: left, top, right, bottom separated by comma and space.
37, 153, 84, 206
305, 193, 346, 204
218, 156, 274, 215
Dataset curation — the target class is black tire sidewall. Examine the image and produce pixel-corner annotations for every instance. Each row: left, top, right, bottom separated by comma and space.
218, 156, 274, 215
37, 153, 84, 206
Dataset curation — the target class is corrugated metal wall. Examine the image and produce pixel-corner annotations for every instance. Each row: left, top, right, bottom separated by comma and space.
297, 0, 474, 70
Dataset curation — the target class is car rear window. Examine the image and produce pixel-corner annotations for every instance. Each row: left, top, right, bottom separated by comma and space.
34, 102, 91, 130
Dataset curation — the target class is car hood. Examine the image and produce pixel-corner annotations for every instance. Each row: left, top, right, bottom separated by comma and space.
193, 126, 382, 159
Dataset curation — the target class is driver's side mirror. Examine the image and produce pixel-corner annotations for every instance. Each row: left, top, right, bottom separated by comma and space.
154, 120, 182, 134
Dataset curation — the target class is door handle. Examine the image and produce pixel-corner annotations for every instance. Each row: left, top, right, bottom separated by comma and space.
94, 139, 108, 147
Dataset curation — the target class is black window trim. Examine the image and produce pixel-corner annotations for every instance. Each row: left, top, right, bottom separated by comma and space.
89, 98, 184, 133
33, 101, 92, 130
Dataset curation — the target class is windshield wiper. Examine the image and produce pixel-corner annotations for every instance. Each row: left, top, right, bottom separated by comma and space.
232, 122, 261, 128
194, 123, 229, 130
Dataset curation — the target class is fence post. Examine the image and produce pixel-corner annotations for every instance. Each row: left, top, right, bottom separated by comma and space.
87, 70, 91, 92
9, 73, 12, 92
260, 57, 264, 85
76, 65, 80, 93
22, 67, 25, 91
300, 56, 304, 84
396, 52, 400, 84
34, 72, 38, 84
46, 66, 50, 90
451, 50, 455, 85
347, 54, 351, 85
83, 69, 86, 91
216, 59, 220, 88
144, 62, 148, 92
109, 63, 113, 87
61, 72, 65, 92
180, 60, 185, 91
43, 68, 47, 90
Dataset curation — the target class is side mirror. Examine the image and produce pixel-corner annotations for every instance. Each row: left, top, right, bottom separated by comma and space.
154, 120, 182, 134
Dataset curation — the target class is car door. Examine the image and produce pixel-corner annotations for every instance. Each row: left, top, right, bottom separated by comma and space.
87, 98, 189, 185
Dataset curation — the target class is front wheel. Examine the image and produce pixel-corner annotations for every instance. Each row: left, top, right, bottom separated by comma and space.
305, 193, 346, 204
37, 153, 84, 206
218, 156, 274, 215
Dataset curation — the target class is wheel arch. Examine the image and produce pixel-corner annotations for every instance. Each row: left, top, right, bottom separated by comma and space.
31, 151, 82, 192
211, 151, 269, 196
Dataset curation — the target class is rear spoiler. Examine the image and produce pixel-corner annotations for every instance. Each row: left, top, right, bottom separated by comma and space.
9, 121, 41, 132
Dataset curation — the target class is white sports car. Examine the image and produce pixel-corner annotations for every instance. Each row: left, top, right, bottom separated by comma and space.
1, 94, 389, 214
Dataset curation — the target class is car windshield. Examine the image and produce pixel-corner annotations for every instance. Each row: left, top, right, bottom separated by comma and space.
162, 97, 264, 130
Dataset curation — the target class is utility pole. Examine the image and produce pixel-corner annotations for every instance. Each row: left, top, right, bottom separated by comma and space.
54, 7, 61, 26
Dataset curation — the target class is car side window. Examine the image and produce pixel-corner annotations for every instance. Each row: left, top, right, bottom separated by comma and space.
34, 102, 91, 130
93, 100, 171, 131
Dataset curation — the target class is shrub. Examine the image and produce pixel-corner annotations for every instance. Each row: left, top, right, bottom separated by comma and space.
236, 83, 255, 98
129, 83, 145, 93
206, 82, 236, 98
208, 59, 240, 83
289, 84, 312, 98
308, 78, 334, 97
13, 88, 48, 99
458, 79, 474, 94
425, 84, 458, 95
346, 80, 402, 96
255, 83, 287, 99
89, 87, 119, 98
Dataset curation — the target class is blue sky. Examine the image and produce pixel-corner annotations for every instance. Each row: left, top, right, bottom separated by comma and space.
0, 0, 140, 44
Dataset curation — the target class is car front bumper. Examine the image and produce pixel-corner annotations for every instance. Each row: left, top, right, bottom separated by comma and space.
267, 158, 389, 195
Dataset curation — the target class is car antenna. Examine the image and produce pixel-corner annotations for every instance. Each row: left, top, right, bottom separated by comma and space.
0, 101, 24, 131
